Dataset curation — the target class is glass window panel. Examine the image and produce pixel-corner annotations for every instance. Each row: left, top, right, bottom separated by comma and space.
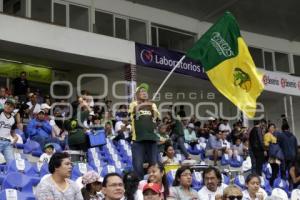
94, 11, 113, 36
249, 47, 263, 68
264, 51, 274, 71
53, 3, 66, 26
31, 0, 51, 22
129, 19, 146, 43
293, 55, 300, 76
275, 52, 289, 73
158, 28, 194, 52
69, 4, 89, 31
151, 27, 157, 46
115, 18, 126, 39
3, 0, 26, 17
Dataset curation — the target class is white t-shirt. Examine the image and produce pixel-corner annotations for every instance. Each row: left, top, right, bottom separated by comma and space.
0, 111, 16, 139
242, 188, 267, 200
27, 102, 41, 114
197, 184, 227, 200
115, 121, 131, 139
39, 153, 53, 163
221, 139, 231, 149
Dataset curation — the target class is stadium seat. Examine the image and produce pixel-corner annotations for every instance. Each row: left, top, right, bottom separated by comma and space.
291, 189, 300, 200
166, 169, 177, 187
260, 176, 272, 195
233, 174, 246, 189
0, 164, 8, 184
23, 140, 42, 154
229, 155, 243, 168
262, 163, 272, 180
271, 188, 288, 200
50, 142, 63, 152
175, 154, 186, 163
187, 144, 203, 155
221, 154, 231, 166
0, 189, 27, 200
71, 162, 94, 180
273, 177, 290, 194
7, 159, 41, 186
192, 171, 203, 191
2, 172, 35, 200
100, 164, 122, 177
32, 162, 49, 177
222, 173, 230, 185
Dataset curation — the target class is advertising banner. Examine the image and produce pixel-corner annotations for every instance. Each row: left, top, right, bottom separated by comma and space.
260, 69, 300, 96
135, 43, 207, 80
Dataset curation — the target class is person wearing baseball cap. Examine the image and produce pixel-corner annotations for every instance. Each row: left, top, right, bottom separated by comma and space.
81, 170, 104, 200
129, 83, 160, 180
143, 183, 162, 200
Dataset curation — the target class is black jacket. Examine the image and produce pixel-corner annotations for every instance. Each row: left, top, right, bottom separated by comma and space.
277, 131, 298, 161
249, 126, 264, 154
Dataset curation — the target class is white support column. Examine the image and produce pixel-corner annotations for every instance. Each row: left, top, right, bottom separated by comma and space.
146, 20, 151, 45
283, 96, 288, 119
289, 96, 295, 134
26, 0, 31, 18
0, 0, 3, 12
90, 0, 95, 33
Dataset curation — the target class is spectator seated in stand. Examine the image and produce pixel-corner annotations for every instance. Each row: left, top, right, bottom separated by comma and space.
104, 121, 115, 140
26, 110, 62, 149
26, 93, 41, 119
39, 143, 55, 163
161, 144, 180, 165
184, 123, 198, 147
114, 117, 131, 142
205, 131, 223, 166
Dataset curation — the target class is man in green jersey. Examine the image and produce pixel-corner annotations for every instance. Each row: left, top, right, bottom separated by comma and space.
129, 83, 160, 179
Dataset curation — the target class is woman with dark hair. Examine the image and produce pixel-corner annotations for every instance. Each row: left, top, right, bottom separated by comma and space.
168, 166, 199, 200
36, 152, 83, 200
138, 163, 169, 200
263, 123, 282, 186
123, 171, 142, 200
161, 144, 180, 165
81, 171, 103, 200
242, 173, 267, 200
289, 154, 300, 189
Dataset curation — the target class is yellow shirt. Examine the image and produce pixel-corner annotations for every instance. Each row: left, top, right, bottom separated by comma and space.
264, 132, 277, 148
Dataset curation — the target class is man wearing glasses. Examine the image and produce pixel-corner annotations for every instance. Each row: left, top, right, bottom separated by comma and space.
102, 173, 125, 200
198, 167, 227, 200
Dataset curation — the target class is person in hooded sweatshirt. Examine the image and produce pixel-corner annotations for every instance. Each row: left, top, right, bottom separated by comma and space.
277, 123, 298, 179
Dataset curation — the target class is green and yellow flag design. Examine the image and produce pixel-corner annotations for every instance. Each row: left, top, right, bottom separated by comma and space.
187, 12, 264, 118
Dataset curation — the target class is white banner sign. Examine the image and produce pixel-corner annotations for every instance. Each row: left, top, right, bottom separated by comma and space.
259, 69, 300, 96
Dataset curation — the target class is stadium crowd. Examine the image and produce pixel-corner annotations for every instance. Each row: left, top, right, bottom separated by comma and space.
0, 72, 299, 199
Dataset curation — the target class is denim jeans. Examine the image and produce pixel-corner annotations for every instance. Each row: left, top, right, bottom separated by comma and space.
132, 141, 158, 180
0, 140, 15, 164
171, 134, 189, 157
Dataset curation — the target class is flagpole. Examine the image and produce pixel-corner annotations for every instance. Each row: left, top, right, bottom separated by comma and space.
152, 55, 186, 101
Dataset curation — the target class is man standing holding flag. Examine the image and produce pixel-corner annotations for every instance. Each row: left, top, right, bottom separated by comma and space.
129, 83, 160, 179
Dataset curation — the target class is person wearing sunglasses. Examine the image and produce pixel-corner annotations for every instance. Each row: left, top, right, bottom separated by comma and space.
217, 185, 243, 200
